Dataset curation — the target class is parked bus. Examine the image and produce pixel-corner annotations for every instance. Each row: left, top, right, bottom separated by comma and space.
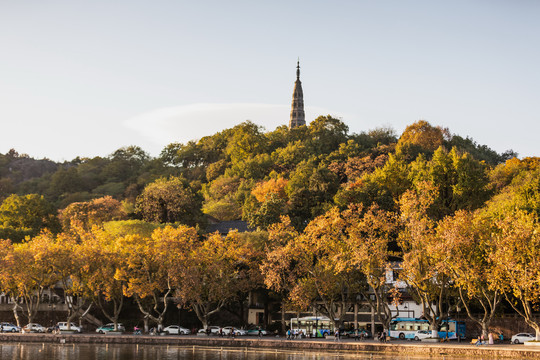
289, 316, 333, 338
389, 318, 465, 340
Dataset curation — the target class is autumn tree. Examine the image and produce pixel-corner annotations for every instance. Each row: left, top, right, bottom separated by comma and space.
289, 208, 363, 330
396, 120, 447, 160
434, 210, 501, 338
399, 181, 453, 338
174, 231, 260, 328
78, 227, 128, 331
135, 176, 203, 226
261, 216, 302, 333
490, 210, 540, 340
244, 178, 289, 230
59, 196, 127, 232
9, 233, 59, 326
343, 205, 398, 333
48, 231, 94, 330
117, 225, 197, 332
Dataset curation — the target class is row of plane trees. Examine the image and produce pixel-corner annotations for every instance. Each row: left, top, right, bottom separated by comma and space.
0, 170, 539, 338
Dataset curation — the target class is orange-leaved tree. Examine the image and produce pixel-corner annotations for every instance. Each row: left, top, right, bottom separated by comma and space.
343, 204, 398, 333
434, 210, 501, 338
173, 230, 260, 329
261, 216, 302, 333
399, 181, 452, 338
10, 233, 58, 326
490, 210, 540, 340
117, 225, 197, 332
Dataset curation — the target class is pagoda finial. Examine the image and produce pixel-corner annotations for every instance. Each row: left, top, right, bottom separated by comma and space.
296, 58, 300, 80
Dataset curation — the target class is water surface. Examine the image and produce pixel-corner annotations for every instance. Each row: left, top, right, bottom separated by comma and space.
0, 343, 470, 360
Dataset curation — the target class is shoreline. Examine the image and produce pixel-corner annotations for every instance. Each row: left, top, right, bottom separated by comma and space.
0, 333, 539, 359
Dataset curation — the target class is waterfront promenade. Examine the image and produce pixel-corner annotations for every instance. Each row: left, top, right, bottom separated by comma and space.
0, 333, 539, 359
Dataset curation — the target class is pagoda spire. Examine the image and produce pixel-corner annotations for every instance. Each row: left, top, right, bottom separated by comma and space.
289, 60, 305, 128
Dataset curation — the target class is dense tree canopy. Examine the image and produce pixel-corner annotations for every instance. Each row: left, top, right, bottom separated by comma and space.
1, 117, 537, 336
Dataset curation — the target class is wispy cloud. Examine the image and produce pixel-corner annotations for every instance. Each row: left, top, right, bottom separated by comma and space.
124, 103, 340, 146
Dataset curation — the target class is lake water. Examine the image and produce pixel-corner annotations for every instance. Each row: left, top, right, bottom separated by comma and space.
0, 343, 471, 360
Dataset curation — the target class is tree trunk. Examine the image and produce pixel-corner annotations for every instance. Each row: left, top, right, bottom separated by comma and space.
12, 300, 21, 328
143, 316, 149, 333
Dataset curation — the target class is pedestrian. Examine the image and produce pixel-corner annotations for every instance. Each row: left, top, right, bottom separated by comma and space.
287, 329, 291, 340
334, 329, 340, 342
258, 326, 262, 338
475, 335, 482, 346
382, 331, 387, 343
488, 332, 494, 345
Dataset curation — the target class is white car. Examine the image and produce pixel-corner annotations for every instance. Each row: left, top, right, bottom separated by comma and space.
163, 325, 190, 335
56, 322, 82, 333
221, 326, 247, 336
0, 322, 21, 332
198, 326, 221, 335
23, 323, 46, 333
511, 333, 535, 344
413, 330, 432, 341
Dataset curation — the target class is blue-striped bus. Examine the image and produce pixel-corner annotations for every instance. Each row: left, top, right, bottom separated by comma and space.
389, 318, 465, 340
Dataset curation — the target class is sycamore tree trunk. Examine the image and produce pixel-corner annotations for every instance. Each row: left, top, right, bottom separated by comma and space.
506, 293, 540, 341
95, 295, 124, 331
65, 295, 92, 331
11, 299, 22, 328
135, 293, 169, 331
459, 287, 500, 340
21, 290, 43, 326
191, 300, 225, 329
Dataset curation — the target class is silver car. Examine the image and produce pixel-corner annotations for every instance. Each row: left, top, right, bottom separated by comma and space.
0, 322, 20, 333
23, 323, 46, 333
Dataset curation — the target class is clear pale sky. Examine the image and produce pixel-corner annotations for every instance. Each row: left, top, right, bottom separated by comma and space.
1, 1, 538, 161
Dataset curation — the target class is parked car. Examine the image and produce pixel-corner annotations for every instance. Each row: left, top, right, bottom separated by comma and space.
343, 329, 372, 339
0, 322, 21, 333
96, 323, 125, 334
413, 330, 432, 341
22, 323, 46, 333
246, 326, 268, 336
511, 333, 535, 344
163, 325, 190, 335
221, 326, 247, 336
56, 322, 82, 333
197, 326, 221, 335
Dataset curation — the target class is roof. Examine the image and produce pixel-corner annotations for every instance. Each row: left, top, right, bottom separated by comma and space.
206, 220, 253, 235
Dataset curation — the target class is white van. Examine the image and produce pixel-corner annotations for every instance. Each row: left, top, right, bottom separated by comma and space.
56, 322, 82, 333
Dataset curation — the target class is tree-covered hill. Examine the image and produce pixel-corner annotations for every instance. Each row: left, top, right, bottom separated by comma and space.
0, 116, 520, 240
